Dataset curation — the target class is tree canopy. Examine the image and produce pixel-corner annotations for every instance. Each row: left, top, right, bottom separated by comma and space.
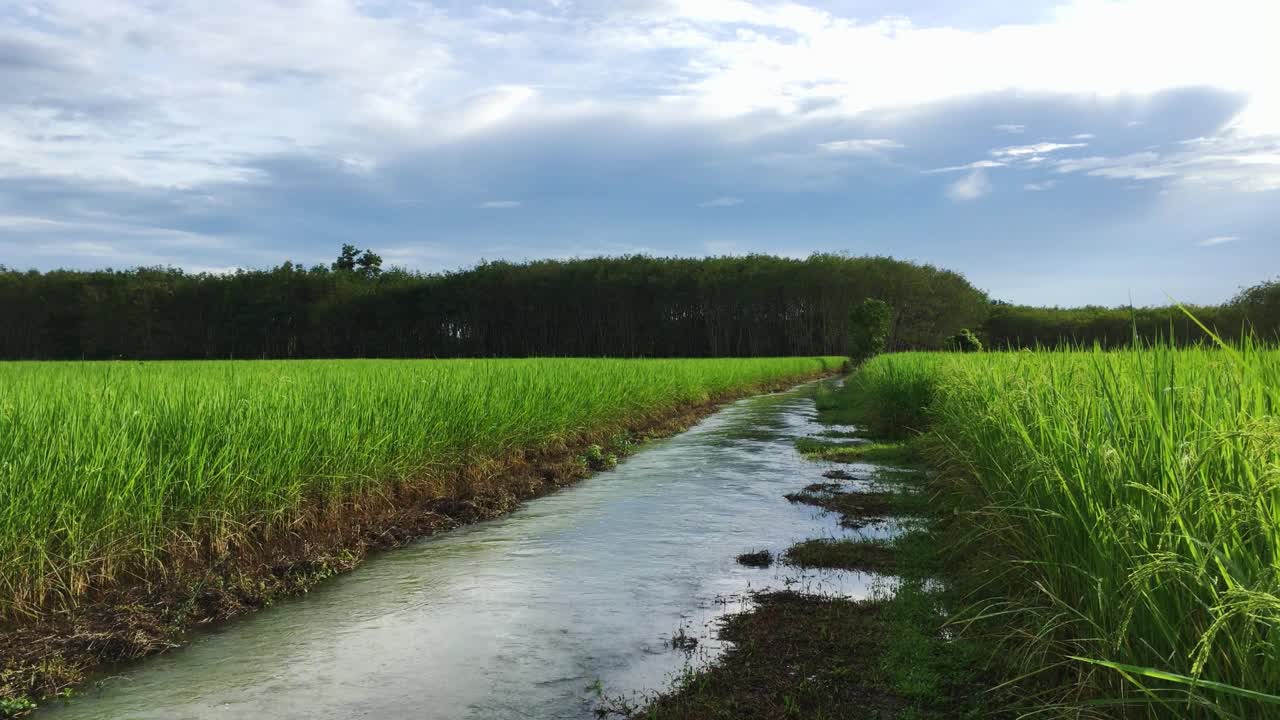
0, 253, 989, 360
3, 252, 1271, 360
980, 279, 1278, 350
847, 298, 893, 363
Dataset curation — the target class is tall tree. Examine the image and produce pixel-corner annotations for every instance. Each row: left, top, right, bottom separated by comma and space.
355, 250, 383, 279
332, 244, 360, 273
847, 298, 893, 364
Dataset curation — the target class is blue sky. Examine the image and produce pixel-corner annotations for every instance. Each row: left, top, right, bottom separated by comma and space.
1, 0, 1277, 306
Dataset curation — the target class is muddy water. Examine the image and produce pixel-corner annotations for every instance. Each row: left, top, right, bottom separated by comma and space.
40, 383, 884, 720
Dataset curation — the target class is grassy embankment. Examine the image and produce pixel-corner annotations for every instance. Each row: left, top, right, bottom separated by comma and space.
0, 356, 841, 713
632, 342, 1279, 719
843, 345, 1280, 717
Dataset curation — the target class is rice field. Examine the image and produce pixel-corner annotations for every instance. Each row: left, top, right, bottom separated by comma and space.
0, 357, 840, 619
845, 345, 1280, 717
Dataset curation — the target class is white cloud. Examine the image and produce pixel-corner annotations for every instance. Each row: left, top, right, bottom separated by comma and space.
947, 170, 991, 201
0, 214, 225, 245
341, 155, 378, 175
443, 86, 538, 139
0, 215, 68, 231
992, 142, 1088, 158
0, 0, 468, 186
920, 122, 1279, 192
942, 131, 1280, 191
699, 196, 744, 207
1089, 166, 1177, 181
0, 0, 1276, 283
1, 0, 1278, 193
0, 212, 241, 268
660, 0, 1279, 137
1198, 235, 1239, 247
1055, 152, 1159, 174
818, 138, 904, 153
1053, 136, 1280, 190
924, 160, 1006, 174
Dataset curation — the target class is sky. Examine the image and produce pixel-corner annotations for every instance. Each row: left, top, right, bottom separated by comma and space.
1, 0, 1278, 306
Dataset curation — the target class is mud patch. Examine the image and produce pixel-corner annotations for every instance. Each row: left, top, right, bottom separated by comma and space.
784, 483, 922, 529
735, 550, 774, 568
611, 592, 902, 719
784, 539, 897, 573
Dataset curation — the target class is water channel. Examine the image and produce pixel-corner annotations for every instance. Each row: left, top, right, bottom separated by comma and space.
41, 382, 890, 719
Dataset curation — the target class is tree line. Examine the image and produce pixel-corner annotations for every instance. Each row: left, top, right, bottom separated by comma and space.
983, 278, 1280, 349
0, 253, 990, 360
3, 249, 1274, 360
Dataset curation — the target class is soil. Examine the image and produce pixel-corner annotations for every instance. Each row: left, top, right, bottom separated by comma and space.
617, 591, 904, 720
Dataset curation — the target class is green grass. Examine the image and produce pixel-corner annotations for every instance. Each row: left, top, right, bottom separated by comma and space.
815, 362, 936, 439
795, 438, 923, 467
784, 478, 928, 527
846, 345, 1280, 717
783, 538, 896, 573
0, 357, 841, 619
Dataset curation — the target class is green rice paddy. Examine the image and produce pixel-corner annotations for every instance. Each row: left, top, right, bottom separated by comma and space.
844, 344, 1280, 716
0, 357, 840, 619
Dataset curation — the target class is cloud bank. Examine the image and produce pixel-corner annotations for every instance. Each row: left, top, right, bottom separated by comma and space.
0, 0, 1277, 305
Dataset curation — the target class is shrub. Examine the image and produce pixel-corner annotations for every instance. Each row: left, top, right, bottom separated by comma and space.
946, 329, 982, 352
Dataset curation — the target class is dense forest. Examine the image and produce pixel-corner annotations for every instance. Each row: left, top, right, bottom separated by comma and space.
0, 253, 988, 360
984, 280, 1280, 348
2, 249, 1276, 360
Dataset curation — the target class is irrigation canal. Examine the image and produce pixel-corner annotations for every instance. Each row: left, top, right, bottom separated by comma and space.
39, 381, 889, 719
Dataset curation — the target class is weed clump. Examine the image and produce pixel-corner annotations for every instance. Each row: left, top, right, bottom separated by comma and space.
735, 550, 774, 568
783, 539, 896, 573
794, 438, 922, 467
580, 444, 618, 471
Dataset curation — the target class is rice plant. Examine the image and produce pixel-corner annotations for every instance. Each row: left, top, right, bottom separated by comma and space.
0, 357, 840, 619
847, 345, 1280, 717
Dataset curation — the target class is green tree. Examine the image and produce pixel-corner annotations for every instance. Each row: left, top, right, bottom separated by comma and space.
1230, 278, 1280, 340
947, 328, 983, 352
332, 244, 360, 273
847, 298, 893, 363
355, 249, 383, 278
